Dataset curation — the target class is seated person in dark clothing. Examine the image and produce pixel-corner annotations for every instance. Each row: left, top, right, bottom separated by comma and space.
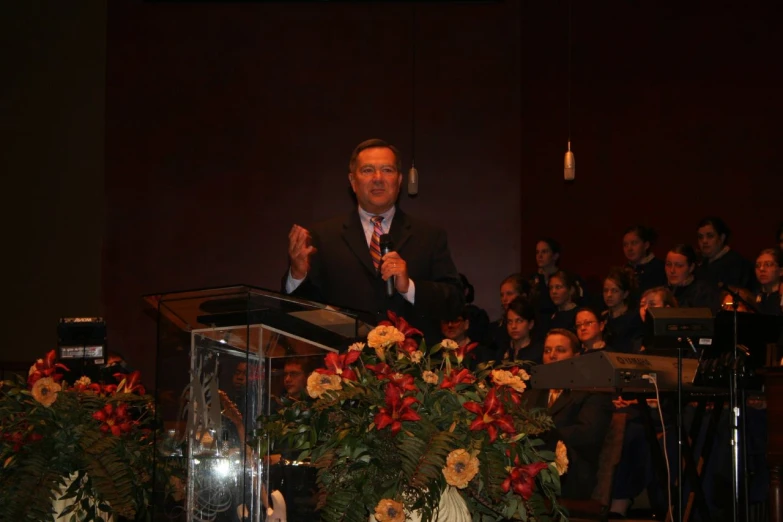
486, 273, 531, 349
459, 273, 491, 345
481, 297, 543, 368
548, 270, 580, 333
630, 286, 678, 354
575, 307, 609, 353
602, 266, 643, 353
694, 216, 755, 291
623, 225, 667, 294
440, 306, 484, 367
530, 237, 562, 327
754, 248, 782, 316
666, 243, 721, 313
522, 329, 613, 500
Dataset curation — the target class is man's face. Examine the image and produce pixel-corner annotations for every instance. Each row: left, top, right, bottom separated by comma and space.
543, 334, 577, 364
622, 232, 649, 264
283, 363, 307, 397
535, 241, 558, 269
440, 317, 469, 343
348, 147, 402, 214
697, 224, 725, 259
232, 362, 247, 390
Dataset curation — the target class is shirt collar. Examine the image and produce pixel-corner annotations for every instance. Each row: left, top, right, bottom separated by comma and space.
358, 205, 396, 225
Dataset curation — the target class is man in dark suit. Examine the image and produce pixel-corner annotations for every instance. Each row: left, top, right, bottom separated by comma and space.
284, 138, 463, 342
523, 329, 613, 500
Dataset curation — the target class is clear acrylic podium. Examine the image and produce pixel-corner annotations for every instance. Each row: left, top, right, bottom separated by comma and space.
146, 285, 371, 522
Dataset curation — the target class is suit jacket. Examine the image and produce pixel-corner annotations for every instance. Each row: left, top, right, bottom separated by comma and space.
523, 388, 613, 500
284, 208, 463, 342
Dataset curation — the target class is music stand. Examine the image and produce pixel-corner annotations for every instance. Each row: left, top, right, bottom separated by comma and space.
646, 307, 714, 522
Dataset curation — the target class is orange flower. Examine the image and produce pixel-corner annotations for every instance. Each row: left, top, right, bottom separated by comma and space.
442, 449, 480, 488
373, 499, 405, 522
554, 440, 569, 476
31, 377, 61, 407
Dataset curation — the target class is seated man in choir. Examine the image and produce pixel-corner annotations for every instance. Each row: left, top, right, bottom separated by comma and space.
439, 306, 483, 367
522, 329, 613, 500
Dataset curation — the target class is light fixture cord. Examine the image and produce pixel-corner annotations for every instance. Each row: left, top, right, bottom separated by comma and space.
567, 0, 572, 144
410, 5, 417, 164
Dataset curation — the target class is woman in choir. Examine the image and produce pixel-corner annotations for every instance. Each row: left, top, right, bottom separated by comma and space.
754, 248, 782, 315
548, 270, 581, 332
623, 225, 667, 294
602, 266, 643, 354
575, 307, 608, 353
694, 216, 754, 290
666, 244, 721, 313
530, 237, 561, 327
492, 296, 543, 367
486, 273, 531, 348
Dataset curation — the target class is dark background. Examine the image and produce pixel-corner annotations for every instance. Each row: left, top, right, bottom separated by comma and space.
5, 1, 781, 385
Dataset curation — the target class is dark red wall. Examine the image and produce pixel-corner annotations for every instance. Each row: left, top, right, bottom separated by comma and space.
105, 1, 782, 383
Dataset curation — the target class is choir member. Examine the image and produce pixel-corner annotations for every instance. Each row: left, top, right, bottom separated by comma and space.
575, 307, 608, 353
623, 225, 667, 294
666, 244, 721, 313
602, 266, 643, 354
694, 216, 754, 290
486, 273, 531, 348
483, 296, 543, 367
754, 248, 782, 315
548, 270, 581, 333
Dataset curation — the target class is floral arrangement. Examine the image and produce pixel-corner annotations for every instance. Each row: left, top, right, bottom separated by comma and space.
0, 350, 156, 522
263, 313, 569, 522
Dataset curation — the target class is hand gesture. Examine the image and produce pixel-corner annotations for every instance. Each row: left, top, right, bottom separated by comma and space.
288, 224, 316, 279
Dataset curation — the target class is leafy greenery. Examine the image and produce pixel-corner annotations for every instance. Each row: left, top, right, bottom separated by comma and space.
261, 315, 568, 522
0, 352, 156, 522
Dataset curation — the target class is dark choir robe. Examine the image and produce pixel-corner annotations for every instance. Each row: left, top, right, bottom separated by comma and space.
549, 307, 578, 333
492, 339, 545, 370
530, 273, 556, 340
671, 279, 721, 314
694, 247, 755, 291
523, 388, 613, 500
755, 290, 783, 316
603, 309, 644, 354
628, 256, 667, 295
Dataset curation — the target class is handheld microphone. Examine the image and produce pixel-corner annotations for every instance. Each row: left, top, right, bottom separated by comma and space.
408, 166, 419, 196
379, 234, 395, 297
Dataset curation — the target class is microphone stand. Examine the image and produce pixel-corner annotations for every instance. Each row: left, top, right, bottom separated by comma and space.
728, 299, 747, 522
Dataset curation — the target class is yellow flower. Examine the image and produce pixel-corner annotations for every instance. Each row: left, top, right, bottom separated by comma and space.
373, 499, 405, 522
422, 371, 439, 384
348, 342, 366, 352
409, 350, 423, 363
31, 377, 61, 407
555, 440, 569, 476
306, 372, 342, 399
491, 369, 527, 393
518, 369, 531, 381
440, 339, 459, 351
367, 326, 405, 350
75, 376, 92, 387
442, 448, 480, 489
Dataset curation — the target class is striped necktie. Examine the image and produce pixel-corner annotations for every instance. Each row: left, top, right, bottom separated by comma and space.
370, 216, 384, 271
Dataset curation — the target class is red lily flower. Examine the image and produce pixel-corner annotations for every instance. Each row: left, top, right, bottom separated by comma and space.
92, 403, 135, 436
366, 363, 393, 379
379, 311, 424, 339
454, 341, 479, 364
320, 352, 360, 381
439, 368, 476, 390
27, 350, 69, 387
501, 461, 549, 500
115, 370, 146, 394
2, 424, 42, 452
463, 388, 516, 442
374, 384, 421, 435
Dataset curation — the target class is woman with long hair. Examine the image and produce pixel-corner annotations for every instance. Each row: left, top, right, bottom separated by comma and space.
601, 266, 643, 353
548, 270, 582, 333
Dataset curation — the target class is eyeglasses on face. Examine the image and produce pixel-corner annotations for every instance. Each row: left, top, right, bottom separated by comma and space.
575, 320, 597, 328
755, 261, 778, 269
